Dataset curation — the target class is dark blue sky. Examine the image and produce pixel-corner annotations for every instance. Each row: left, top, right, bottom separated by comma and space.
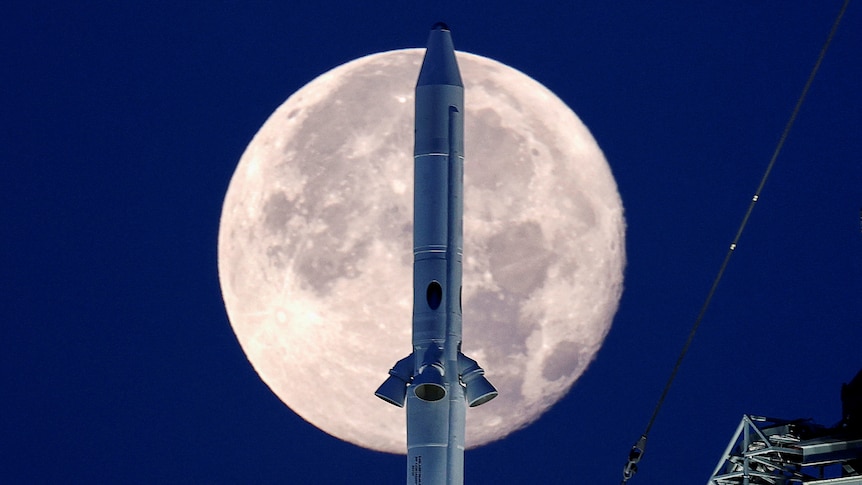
4, 2, 860, 483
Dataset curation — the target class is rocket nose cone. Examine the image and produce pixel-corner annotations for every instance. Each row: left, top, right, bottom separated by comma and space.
417, 24, 462, 87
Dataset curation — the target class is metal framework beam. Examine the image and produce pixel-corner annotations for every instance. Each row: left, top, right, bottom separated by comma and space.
709, 415, 862, 485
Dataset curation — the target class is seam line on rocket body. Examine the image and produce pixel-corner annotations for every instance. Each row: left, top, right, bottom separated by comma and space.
414, 153, 464, 158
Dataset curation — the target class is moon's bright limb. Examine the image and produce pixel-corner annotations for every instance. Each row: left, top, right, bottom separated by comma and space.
218, 49, 625, 453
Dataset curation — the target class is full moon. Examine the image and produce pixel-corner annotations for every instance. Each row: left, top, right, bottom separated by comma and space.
218, 49, 624, 453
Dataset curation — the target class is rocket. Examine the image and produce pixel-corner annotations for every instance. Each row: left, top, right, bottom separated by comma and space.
376, 23, 497, 485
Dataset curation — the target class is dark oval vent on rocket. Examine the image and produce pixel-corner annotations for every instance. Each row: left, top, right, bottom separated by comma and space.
426, 281, 443, 310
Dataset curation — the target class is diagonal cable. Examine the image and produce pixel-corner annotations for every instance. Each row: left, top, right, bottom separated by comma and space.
620, 1, 851, 482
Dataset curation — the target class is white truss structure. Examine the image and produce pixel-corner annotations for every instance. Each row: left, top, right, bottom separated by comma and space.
709, 414, 862, 484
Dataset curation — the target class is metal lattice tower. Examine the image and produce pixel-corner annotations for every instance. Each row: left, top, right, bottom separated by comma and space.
709, 370, 862, 485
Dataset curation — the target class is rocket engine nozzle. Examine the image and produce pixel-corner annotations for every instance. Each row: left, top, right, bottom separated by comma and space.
413, 362, 447, 402
458, 352, 497, 407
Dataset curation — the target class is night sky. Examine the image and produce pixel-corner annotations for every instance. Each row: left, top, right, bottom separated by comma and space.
4, 2, 861, 483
